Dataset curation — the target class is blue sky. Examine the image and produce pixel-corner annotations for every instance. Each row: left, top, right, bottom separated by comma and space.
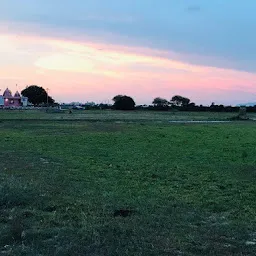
2, 0, 256, 70
1, 0, 256, 104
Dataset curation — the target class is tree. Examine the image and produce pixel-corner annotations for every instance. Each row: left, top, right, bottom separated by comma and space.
171, 95, 190, 107
188, 102, 196, 107
152, 97, 169, 110
112, 95, 135, 110
21, 85, 54, 106
112, 95, 123, 102
152, 97, 169, 107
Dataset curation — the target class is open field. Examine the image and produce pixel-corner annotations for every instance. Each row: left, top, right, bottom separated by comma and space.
1, 109, 256, 122
0, 110, 256, 255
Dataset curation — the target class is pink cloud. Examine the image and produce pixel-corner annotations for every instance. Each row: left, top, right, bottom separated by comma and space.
1, 30, 256, 105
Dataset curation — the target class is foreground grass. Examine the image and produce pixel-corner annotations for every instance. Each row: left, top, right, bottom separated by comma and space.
0, 119, 256, 255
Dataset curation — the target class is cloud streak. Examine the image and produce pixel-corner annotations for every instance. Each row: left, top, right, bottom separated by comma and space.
1, 31, 256, 105
1, 0, 256, 72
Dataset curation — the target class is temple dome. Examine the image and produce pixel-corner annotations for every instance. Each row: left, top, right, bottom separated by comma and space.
14, 91, 21, 97
3, 88, 12, 97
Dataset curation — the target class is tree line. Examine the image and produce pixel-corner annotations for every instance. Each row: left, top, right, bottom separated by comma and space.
111, 95, 251, 112
21, 85, 256, 112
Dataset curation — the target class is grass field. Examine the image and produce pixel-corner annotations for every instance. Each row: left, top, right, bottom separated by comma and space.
1, 109, 256, 121
0, 110, 256, 255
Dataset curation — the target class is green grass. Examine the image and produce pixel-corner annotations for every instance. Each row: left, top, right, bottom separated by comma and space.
1, 109, 256, 121
0, 111, 256, 255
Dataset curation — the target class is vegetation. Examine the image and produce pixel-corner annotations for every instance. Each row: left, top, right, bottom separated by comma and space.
0, 111, 256, 255
152, 97, 169, 110
21, 85, 55, 106
171, 95, 191, 107
152, 97, 169, 106
112, 95, 136, 110
1, 109, 256, 121
16, 85, 256, 113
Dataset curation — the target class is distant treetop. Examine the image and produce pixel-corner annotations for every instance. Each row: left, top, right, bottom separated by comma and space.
21, 85, 54, 105
112, 95, 136, 110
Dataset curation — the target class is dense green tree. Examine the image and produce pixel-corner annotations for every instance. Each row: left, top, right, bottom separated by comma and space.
112, 95, 123, 102
152, 97, 169, 107
21, 85, 54, 105
171, 95, 190, 107
112, 95, 135, 110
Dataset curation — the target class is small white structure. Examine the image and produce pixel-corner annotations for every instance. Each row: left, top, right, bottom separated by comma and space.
21, 96, 28, 107
0, 95, 4, 106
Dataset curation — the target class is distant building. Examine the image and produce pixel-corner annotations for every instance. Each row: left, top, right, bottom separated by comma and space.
0, 88, 28, 107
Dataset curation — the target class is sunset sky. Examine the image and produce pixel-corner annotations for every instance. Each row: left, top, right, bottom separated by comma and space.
1, 0, 256, 105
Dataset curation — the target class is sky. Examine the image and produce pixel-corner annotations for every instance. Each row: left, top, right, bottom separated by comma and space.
1, 0, 256, 105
